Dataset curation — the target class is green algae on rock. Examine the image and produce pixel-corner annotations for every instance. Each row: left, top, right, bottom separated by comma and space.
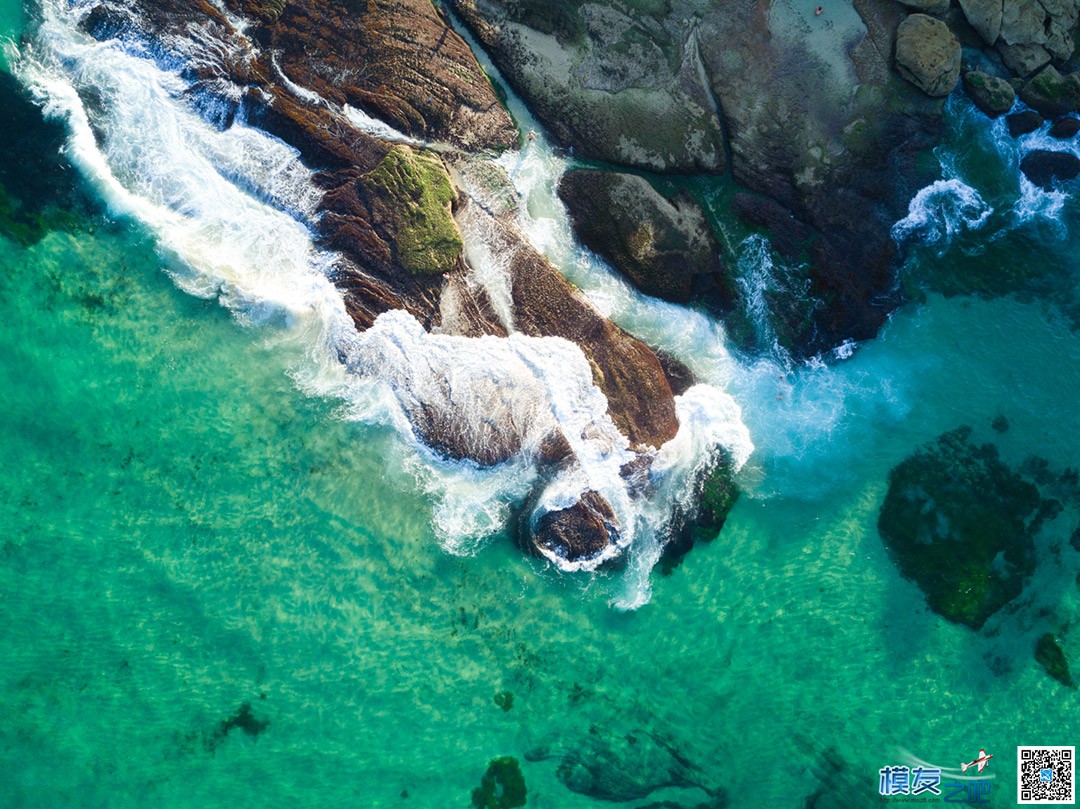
471, 756, 526, 809
962, 70, 1016, 117
878, 427, 1046, 629
361, 146, 463, 276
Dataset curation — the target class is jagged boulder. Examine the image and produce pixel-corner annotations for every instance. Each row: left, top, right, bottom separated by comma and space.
1000, 0, 1077, 61
958, 0, 1003, 45
529, 491, 622, 567
895, 14, 962, 97
1020, 150, 1080, 187
962, 70, 1015, 116
557, 170, 732, 307
451, 0, 945, 357
1019, 66, 1080, 118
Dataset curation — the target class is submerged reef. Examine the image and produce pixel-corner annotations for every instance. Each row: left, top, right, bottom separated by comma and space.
471, 757, 526, 809
1035, 633, 1075, 689
878, 427, 1047, 629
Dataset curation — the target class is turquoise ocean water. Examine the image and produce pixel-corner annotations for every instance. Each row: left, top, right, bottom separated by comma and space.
2, 2, 1079, 807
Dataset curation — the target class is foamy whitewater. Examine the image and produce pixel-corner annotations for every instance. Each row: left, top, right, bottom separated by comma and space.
14, 0, 753, 607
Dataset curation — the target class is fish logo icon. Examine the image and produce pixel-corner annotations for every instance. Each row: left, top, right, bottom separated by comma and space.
961, 749, 993, 773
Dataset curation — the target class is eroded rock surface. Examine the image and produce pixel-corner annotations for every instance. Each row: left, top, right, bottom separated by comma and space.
451, 0, 944, 356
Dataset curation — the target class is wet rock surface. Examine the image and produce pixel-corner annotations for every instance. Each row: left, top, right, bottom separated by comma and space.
529, 491, 622, 567
1019, 66, 1080, 118
1020, 150, 1080, 188
1050, 117, 1080, 139
557, 170, 733, 308
878, 427, 1049, 629
1007, 109, 1045, 136
451, 0, 944, 357
94, 0, 692, 565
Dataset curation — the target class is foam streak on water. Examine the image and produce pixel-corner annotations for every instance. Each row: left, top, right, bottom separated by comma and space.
14, 0, 756, 606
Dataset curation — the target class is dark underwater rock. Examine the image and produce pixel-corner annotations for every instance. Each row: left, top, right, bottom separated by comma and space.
1035, 632, 1075, 689
963, 70, 1016, 116
205, 702, 269, 752
878, 427, 1046, 629
662, 449, 740, 575
558, 170, 733, 308
0, 73, 84, 246
1020, 150, 1080, 188
1006, 109, 1045, 136
472, 756, 526, 809
895, 14, 962, 97
530, 727, 715, 803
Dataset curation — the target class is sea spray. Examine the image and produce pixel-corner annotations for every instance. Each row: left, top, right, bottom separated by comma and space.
15, 0, 756, 604
890, 179, 991, 250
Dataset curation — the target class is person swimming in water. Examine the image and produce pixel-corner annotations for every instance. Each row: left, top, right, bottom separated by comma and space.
815, 5, 823, 15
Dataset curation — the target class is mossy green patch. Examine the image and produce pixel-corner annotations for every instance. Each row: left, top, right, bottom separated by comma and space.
363, 145, 462, 276
878, 427, 1047, 629
1035, 633, 1075, 689
471, 756, 526, 809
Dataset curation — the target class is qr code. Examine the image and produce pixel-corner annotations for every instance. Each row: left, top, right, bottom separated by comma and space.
1019, 746, 1075, 804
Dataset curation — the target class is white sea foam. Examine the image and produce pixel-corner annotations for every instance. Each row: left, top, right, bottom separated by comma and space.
16, 0, 757, 606
891, 179, 991, 249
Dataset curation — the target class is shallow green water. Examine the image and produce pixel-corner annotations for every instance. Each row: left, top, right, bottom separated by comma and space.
2, 3, 1080, 808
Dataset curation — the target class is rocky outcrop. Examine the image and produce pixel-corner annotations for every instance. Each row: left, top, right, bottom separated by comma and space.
530, 491, 621, 565
999, 0, 1077, 61
895, 14, 962, 97
450, 0, 944, 357
962, 70, 1015, 116
1020, 150, 1080, 187
444, 2, 724, 174
92, 0, 690, 566
557, 170, 733, 308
